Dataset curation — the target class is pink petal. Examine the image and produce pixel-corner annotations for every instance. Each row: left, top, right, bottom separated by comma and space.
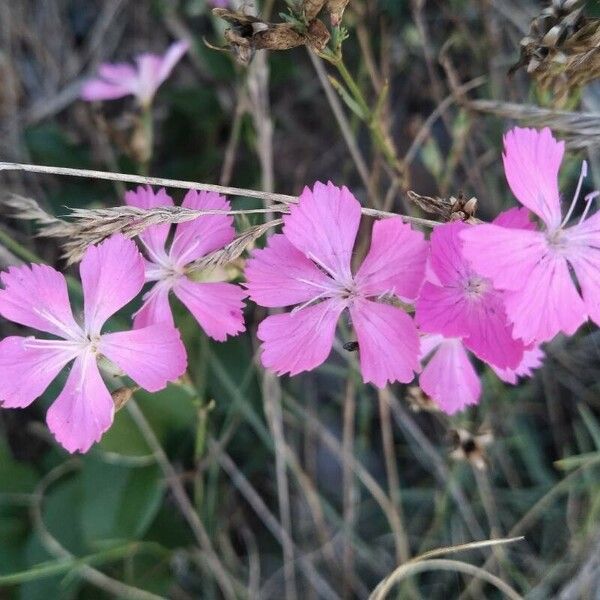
462, 224, 586, 344
463, 291, 524, 369
502, 127, 564, 230
97, 62, 137, 83
563, 212, 600, 327
426, 222, 470, 286
492, 345, 544, 384
81, 235, 145, 335
124, 187, 173, 260
133, 282, 174, 329
0, 337, 76, 408
355, 218, 428, 301
134, 54, 163, 105
461, 224, 550, 291
492, 207, 535, 230
100, 324, 187, 392
173, 278, 246, 341
0, 263, 82, 339
157, 40, 189, 83
257, 299, 345, 376
419, 333, 445, 360
80, 79, 131, 101
170, 191, 235, 266
283, 182, 361, 282
349, 299, 420, 387
503, 254, 585, 344
244, 234, 333, 308
46, 353, 114, 454
419, 339, 481, 414
415, 282, 470, 338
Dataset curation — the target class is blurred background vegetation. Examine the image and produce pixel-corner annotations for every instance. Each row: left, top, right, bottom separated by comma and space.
1, 0, 600, 598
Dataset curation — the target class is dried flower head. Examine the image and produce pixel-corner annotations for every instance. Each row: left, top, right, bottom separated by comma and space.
212, 8, 330, 64
407, 190, 479, 224
511, 0, 600, 106
448, 427, 494, 471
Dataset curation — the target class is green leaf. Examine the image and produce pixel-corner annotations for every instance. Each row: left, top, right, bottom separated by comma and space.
80, 457, 164, 545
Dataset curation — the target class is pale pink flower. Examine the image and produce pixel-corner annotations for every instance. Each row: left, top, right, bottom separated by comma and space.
0, 235, 187, 453
461, 127, 600, 345
125, 186, 246, 341
245, 181, 428, 387
415, 220, 524, 369
81, 41, 189, 107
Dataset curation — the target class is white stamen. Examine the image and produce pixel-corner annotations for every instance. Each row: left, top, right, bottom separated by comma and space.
561, 160, 588, 228
579, 191, 600, 224
290, 291, 333, 315
307, 252, 339, 280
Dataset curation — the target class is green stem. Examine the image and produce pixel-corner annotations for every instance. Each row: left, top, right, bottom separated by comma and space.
0, 227, 40, 263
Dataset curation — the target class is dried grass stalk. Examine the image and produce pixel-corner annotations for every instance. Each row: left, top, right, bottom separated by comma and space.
467, 100, 600, 150
0, 162, 440, 263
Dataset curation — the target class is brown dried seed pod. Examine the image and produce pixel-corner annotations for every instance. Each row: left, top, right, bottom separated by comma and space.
300, 0, 327, 21
326, 0, 350, 26
252, 23, 306, 51
305, 18, 331, 52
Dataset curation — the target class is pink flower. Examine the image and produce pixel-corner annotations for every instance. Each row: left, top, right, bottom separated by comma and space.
125, 186, 246, 341
245, 181, 428, 387
81, 40, 189, 107
461, 127, 600, 345
0, 235, 187, 453
415, 220, 524, 369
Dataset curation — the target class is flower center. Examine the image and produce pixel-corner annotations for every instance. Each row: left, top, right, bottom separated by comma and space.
464, 276, 489, 298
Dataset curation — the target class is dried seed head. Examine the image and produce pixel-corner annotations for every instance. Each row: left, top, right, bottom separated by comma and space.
213, 8, 330, 64
407, 190, 479, 223
510, 0, 600, 106
448, 427, 494, 470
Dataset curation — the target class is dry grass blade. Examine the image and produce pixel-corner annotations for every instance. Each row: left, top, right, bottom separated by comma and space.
467, 100, 600, 149
368, 557, 524, 600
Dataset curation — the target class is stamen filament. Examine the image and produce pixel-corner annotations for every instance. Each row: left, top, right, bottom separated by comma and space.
561, 160, 588, 228
579, 191, 600, 224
